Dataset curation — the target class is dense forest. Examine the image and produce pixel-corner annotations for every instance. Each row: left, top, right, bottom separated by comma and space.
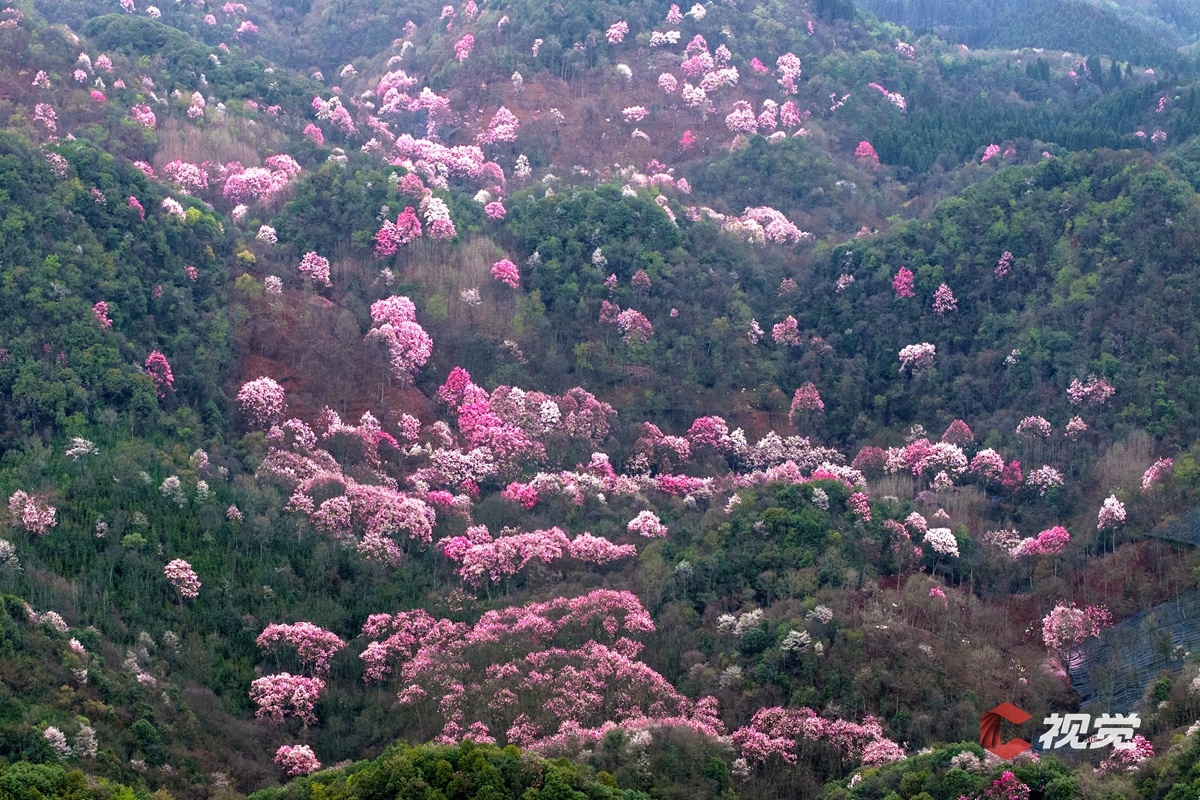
3, 0, 1200, 797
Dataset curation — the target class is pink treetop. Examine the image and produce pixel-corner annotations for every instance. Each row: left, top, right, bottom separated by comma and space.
454, 34, 474, 62
1013, 526, 1070, 557
941, 419, 974, 445
615, 309, 653, 345
249, 673, 326, 726
732, 706, 904, 766
237, 377, 288, 427
898, 343, 935, 372
789, 383, 824, 426
995, 250, 1014, 278
1016, 416, 1052, 439
605, 21, 629, 44
92, 301, 112, 329
1042, 603, 1111, 655
1067, 375, 1115, 406
275, 745, 320, 776
772, 316, 801, 346
981, 144, 1002, 162
484, 201, 506, 220
258, 622, 347, 677
299, 252, 332, 287
892, 267, 915, 298
1142, 458, 1173, 491
931, 283, 957, 315
7, 491, 56, 535
627, 510, 667, 538
847, 492, 871, 522
144, 351, 173, 397
854, 141, 879, 166
303, 123, 324, 145
164, 559, 201, 599
1097, 495, 1126, 530
491, 259, 520, 288
366, 296, 432, 381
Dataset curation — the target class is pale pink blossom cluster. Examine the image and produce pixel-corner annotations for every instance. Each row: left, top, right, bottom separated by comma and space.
1042, 603, 1111, 655
898, 342, 935, 372
1141, 458, 1173, 491
1098, 735, 1154, 773
7, 491, 56, 535
275, 745, 320, 776
162, 161, 210, 194
358, 590, 715, 750
1064, 416, 1088, 439
249, 673, 326, 726
258, 622, 346, 677
34, 103, 58, 133
732, 706, 904, 766
922, 528, 959, 557
1016, 416, 1052, 439
129, 104, 156, 128
776, 53, 802, 94
440, 525, 635, 586
1013, 526, 1069, 557
932, 283, 957, 314
237, 377, 288, 427
365, 296, 433, 381
627, 510, 667, 538
772, 316, 800, 346
164, 559, 201, 599
453, 34, 474, 62
420, 194, 456, 239
92, 301, 112, 329
605, 21, 629, 44
995, 250, 1014, 278
299, 251, 332, 287
374, 206, 422, 256
615, 309, 653, 345
789, 383, 824, 424
1067, 375, 1115, 406
1098, 495, 1126, 530
1025, 465, 1063, 496
867, 82, 907, 112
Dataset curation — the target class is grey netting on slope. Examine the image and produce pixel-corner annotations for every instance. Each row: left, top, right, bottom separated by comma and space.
1145, 506, 1200, 546
1069, 591, 1200, 712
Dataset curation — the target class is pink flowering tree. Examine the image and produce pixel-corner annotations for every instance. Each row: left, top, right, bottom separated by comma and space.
855, 141, 879, 167
7, 491, 56, 535
1013, 526, 1069, 558
1067, 375, 1115, 406
164, 559, 201, 600
732, 707, 904, 767
995, 250, 1014, 278
772, 316, 801, 346
145, 351, 174, 397
249, 673, 326, 726
258, 622, 346, 677
898, 343, 935, 373
92, 301, 112, 329
275, 744, 320, 776
365, 296, 433, 382
1098, 495, 1126, 530
615, 309, 653, 345
931, 283, 957, 315
298, 252, 332, 287
892, 267, 915, 298
237, 377, 288, 428
789, 383, 824, 428
491, 259, 520, 289
1042, 603, 1112, 670
358, 590, 721, 749
627, 510, 667, 538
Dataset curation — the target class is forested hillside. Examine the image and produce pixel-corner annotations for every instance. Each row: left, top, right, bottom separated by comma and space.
3, 0, 1200, 798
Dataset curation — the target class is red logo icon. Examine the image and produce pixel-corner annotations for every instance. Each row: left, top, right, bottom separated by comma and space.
980, 702, 1033, 759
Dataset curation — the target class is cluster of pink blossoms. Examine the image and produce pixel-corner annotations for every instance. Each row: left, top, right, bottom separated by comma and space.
440, 525, 635, 586
605, 20, 628, 44
237, 377, 288, 428
249, 673, 326, 726
275, 745, 320, 776
257, 622, 346, 677
298, 251, 332, 287
1012, 526, 1069, 557
375, 206, 422, 257
627, 510, 667, 538
92, 301, 112, 329
365, 296, 433, 381
7, 491, 56, 535
1097, 495, 1126, 530
898, 343, 935, 372
1067, 375, 1115, 406
163, 559, 201, 599
144, 351, 173, 397
490, 259, 519, 288
789, 383, 824, 425
732, 706, 904, 767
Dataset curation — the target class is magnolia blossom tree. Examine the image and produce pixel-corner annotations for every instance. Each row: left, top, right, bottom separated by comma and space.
145, 351, 174, 397
249, 673, 326, 726
789, 383, 824, 427
1097, 495, 1126, 530
1042, 603, 1112, 668
298, 252, 332, 287
258, 622, 346, 677
164, 559, 201, 600
627, 510, 667, 538
366, 296, 433, 382
237, 377, 288, 428
491, 259, 520, 288
275, 744, 320, 776
898, 343, 935, 373
7, 491, 56, 535
892, 267, 915, 298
